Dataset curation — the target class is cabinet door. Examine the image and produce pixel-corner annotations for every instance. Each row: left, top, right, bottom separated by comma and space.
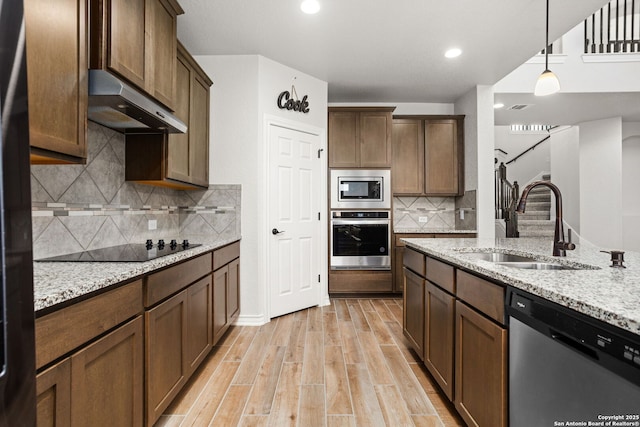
455, 301, 507, 427
392, 119, 424, 194
107, 0, 147, 88
227, 258, 240, 322
36, 359, 71, 427
188, 71, 211, 186
425, 119, 461, 195
403, 268, 425, 358
148, 0, 177, 108
328, 111, 359, 167
360, 111, 392, 167
25, 0, 87, 163
71, 316, 144, 427
213, 266, 229, 344
424, 282, 455, 400
166, 52, 191, 182
146, 292, 188, 425
187, 275, 213, 375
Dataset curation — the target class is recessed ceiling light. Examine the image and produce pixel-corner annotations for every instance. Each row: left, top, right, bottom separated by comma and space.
494, 103, 505, 109
445, 48, 462, 58
301, 0, 320, 14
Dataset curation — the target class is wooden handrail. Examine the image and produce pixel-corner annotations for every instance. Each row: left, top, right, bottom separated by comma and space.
505, 136, 550, 166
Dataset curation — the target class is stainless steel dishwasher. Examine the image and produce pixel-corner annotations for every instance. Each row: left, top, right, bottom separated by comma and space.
507, 287, 640, 427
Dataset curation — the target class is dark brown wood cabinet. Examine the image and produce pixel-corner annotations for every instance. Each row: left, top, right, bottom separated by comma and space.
455, 300, 508, 427
90, 0, 183, 109
145, 291, 188, 425
402, 247, 507, 427
212, 242, 241, 344
392, 116, 464, 196
328, 107, 394, 168
403, 268, 425, 358
36, 359, 71, 427
125, 42, 212, 189
71, 316, 144, 427
424, 281, 455, 400
187, 275, 213, 375
25, 0, 88, 164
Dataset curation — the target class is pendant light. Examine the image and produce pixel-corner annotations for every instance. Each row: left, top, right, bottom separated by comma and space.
534, 0, 560, 96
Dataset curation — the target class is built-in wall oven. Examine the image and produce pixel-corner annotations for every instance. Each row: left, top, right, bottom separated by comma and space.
330, 169, 391, 209
330, 211, 390, 270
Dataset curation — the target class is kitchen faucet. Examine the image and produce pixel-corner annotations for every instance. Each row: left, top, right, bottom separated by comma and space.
516, 181, 576, 256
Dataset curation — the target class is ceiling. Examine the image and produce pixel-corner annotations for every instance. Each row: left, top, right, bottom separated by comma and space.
177, 0, 608, 106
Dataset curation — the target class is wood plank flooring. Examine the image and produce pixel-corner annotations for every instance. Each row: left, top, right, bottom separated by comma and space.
157, 299, 466, 427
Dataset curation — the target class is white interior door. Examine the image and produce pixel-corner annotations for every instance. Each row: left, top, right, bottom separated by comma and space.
268, 123, 321, 318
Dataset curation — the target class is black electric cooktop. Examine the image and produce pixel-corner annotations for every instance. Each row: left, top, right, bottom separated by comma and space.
36, 240, 201, 262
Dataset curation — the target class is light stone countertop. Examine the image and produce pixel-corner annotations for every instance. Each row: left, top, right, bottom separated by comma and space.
394, 228, 477, 234
33, 236, 241, 313
401, 236, 640, 336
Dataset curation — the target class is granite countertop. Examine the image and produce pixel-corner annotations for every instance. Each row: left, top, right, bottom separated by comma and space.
394, 228, 477, 234
33, 236, 241, 313
401, 236, 640, 336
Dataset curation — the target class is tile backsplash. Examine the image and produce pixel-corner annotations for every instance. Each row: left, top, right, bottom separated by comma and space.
393, 190, 476, 231
31, 122, 241, 259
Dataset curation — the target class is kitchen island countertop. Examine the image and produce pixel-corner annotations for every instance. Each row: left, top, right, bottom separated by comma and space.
402, 236, 640, 336
33, 236, 241, 313
394, 228, 477, 234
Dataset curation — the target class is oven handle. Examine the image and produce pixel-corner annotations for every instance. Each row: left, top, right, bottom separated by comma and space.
331, 219, 390, 226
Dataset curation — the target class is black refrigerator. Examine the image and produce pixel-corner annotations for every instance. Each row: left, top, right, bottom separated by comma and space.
0, 0, 38, 426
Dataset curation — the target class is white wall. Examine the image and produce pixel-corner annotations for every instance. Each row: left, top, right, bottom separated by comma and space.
550, 126, 580, 233
195, 54, 328, 325
328, 102, 453, 116
622, 131, 640, 251
455, 85, 495, 239
495, 126, 550, 186
579, 117, 623, 249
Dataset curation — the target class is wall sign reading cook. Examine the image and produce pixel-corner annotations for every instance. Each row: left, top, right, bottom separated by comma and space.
277, 90, 310, 113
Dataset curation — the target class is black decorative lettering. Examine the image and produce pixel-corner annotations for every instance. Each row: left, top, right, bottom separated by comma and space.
277, 90, 310, 113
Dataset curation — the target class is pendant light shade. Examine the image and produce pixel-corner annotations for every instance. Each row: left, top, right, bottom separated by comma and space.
534, 0, 560, 96
534, 69, 560, 96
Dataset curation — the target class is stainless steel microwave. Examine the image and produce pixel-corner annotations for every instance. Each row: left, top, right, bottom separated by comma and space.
330, 169, 391, 209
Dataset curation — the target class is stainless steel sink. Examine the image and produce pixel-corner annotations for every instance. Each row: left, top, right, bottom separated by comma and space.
494, 261, 578, 270
461, 252, 538, 263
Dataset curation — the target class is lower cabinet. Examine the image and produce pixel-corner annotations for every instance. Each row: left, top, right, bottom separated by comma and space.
455, 301, 508, 427
424, 281, 455, 400
213, 257, 240, 344
187, 275, 213, 374
146, 291, 188, 425
402, 247, 507, 427
403, 268, 425, 358
36, 316, 144, 427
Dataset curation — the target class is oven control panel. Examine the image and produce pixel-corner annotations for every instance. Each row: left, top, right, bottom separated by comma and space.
332, 211, 389, 218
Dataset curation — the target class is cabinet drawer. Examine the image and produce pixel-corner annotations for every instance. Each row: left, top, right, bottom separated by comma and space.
213, 241, 240, 271
145, 253, 212, 307
36, 280, 143, 369
403, 248, 425, 276
426, 257, 455, 293
456, 270, 505, 325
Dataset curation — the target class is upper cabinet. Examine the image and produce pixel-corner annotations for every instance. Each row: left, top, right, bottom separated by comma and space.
90, 0, 183, 109
328, 107, 394, 168
125, 43, 212, 189
25, 0, 88, 164
392, 116, 464, 196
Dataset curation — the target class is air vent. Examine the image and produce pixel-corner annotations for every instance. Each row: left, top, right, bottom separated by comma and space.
507, 104, 532, 111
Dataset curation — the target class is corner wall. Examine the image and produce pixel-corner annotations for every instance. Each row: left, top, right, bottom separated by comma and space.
195, 54, 328, 325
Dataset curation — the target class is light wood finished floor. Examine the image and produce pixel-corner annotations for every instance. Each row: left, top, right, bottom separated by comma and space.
157, 298, 466, 427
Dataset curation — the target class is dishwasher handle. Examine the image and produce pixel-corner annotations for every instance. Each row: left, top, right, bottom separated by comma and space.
551, 330, 599, 361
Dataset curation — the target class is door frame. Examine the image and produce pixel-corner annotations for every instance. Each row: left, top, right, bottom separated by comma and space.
261, 114, 329, 321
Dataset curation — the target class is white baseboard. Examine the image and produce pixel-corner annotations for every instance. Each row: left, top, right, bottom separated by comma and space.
234, 313, 268, 326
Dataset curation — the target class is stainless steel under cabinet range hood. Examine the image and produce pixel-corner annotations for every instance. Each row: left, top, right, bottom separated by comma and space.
88, 69, 187, 134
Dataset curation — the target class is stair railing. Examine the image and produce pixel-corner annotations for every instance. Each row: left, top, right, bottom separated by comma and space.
584, 0, 640, 53
495, 162, 520, 237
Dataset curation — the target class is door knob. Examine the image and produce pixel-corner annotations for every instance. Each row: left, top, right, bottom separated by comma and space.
272, 228, 285, 235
